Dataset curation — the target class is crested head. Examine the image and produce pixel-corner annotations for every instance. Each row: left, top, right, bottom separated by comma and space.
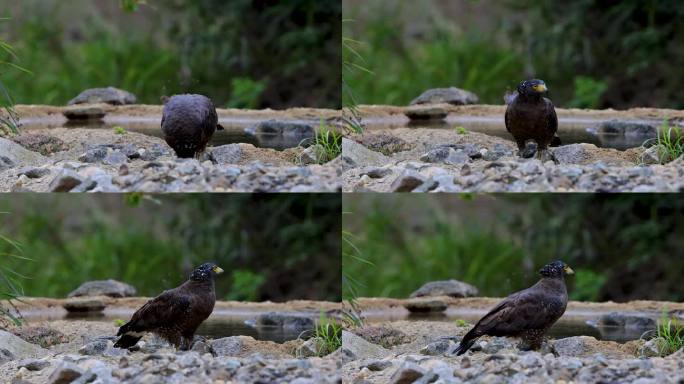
517, 79, 548, 96
539, 260, 574, 278
190, 262, 224, 282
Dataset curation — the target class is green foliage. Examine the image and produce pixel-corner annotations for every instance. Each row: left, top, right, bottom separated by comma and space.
571, 269, 606, 302
455, 126, 468, 135
454, 319, 469, 327
113, 318, 126, 327
0, 212, 31, 326
0, 20, 29, 135
652, 313, 684, 357
343, 194, 684, 302
342, 20, 370, 134
0, 195, 341, 302
314, 312, 342, 355
643, 121, 684, 164
1, 0, 340, 108
568, 76, 608, 109
306, 122, 342, 165
225, 270, 265, 302
113, 126, 126, 135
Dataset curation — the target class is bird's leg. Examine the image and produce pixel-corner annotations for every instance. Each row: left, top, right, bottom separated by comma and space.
520, 330, 544, 351
516, 140, 527, 158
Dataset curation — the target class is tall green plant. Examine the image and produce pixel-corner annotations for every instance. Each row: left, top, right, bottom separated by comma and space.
1, 212, 31, 327
0, 18, 30, 135
342, 211, 372, 327
342, 19, 371, 134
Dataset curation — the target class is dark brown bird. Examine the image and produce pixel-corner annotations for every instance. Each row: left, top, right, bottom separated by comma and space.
161, 94, 224, 158
114, 263, 224, 350
505, 79, 559, 159
453, 260, 574, 355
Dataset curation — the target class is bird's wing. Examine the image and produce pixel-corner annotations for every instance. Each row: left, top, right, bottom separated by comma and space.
545, 99, 558, 136
474, 288, 560, 334
120, 289, 191, 334
504, 104, 512, 133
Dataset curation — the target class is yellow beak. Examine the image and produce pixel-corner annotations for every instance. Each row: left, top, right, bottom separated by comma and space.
212, 266, 224, 274
564, 266, 574, 275
533, 83, 548, 92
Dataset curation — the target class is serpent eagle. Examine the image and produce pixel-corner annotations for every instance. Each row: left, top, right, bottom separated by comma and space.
161, 94, 224, 158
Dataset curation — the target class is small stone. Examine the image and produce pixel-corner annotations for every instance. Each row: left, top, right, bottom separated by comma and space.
67, 87, 137, 105
410, 87, 479, 106
211, 144, 244, 164
405, 106, 448, 121
389, 362, 425, 384
299, 144, 327, 165
78, 147, 108, 163
210, 336, 244, 357
364, 360, 392, 371
445, 150, 471, 165
361, 167, 392, 179
62, 298, 105, 313
18, 358, 50, 371
103, 151, 128, 166
421, 339, 456, 355
68, 279, 137, 298
47, 362, 83, 384
404, 299, 447, 313
63, 106, 106, 120
79, 339, 109, 356
295, 337, 326, 358
420, 147, 451, 163
49, 169, 84, 192
120, 144, 140, 159
390, 171, 426, 192
410, 279, 479, 298
17, 167, 50, 179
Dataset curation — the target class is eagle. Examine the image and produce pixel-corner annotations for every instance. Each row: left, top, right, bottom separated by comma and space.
505, 79, 560, 159
453, 260, 574, 355
114, 262, 224, 350
161, 94, 224, 158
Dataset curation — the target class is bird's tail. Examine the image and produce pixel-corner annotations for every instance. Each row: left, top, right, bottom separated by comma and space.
454, 328, 481, 356
114, 322, 142, 349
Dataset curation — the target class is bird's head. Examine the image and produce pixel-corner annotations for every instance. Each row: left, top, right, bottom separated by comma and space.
190, 262, 224, 282
539, 260, 574, 278
517, 79, 548, 96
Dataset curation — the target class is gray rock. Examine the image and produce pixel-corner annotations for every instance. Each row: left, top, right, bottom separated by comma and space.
295, 337, 326, 358
211, 144, 244, 164
639, 337, 664, 357
62, 298, 105, 313
140, 144, 168, 161
361, 167, 392, 179
254, 312, 314, 330
410, 279, 479, 298
479, 337, 516, 354
553, 144, 594, 164
420, 147, 451, 163
597, 312, 656, 329
596, 119, 657, 138
552, 336, 596, 357
421, 339, 457, 356
210, 336, 244, 357
78, 147, 108, 163
67, 87, 137, 105
341, 331, 390, 360
119, 143, 140, 159
11, 133, 68, 155
49, 169, 84, 192
405, 106, 448, 121
640, 145, 672, 165
0, 155, 14, 171
410, 87, 479, 106
364, 359, 393, 371
389, 362, 426, 384
78, 339, 110, 356
103, 151, 128, 166
47, 362, 83, 384
248, 120, 315, 138
299, 144, 327, 165
0, 348, 13, 364
390, 171, 426, 192
0, 138, 46, 167
341, 138, 389, 168
445, 149, 471, 165
18, 358, 51, 371
17, 166, 50, 179
0, 332, 48, 361
484, 144, 513, 161
63, 106, 106, 120
404, 299, 447, 313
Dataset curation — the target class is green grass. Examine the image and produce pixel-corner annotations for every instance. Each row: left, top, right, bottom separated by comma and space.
640, 121, 684, 165
455, 126, 468, 135
113, 126, 126, 135
314, 312, 342, 356
0, 25, 30, 135
302, 121, 342, 165
113, 318, 126, 327
0, 212, 31, 326
454, 319, 469, 327
652, 313, 684, 356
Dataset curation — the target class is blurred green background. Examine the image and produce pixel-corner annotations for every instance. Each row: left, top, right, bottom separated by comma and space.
343, 0, 684, 109
0, 194, 340, 302
343, 194, 684, 303
0, 0, 340, 109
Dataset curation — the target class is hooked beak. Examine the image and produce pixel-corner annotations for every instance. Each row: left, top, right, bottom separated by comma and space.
212, 266, 224, 274
564, 265, 574, 275
532, 83, 548, 93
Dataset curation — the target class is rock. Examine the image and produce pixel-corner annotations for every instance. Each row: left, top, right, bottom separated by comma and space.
62, 298, 105, 313
640, 145, 672, 165
363, 359, 393, 371
248, 120, 315, 138
341, 138, 389, 168
49, 169, 85, 192
0, 330, 47, 362
354, 134, 411, 155
0, 155, 14, 171
390, 171, 426, 192
341, 331, 390, 361
68, 279, 137, 298
597, 312, 656, 329
63, 106, 106, 120
11, 134, 68, 155
445, 149, 471, 165
404, 299, 447, 313
553, 144, 594, 164
210, 336, 244, 357
17, 166, 50, 179
420, 147, 451, 163
405, 106, 448, 121
0, 138, 47, 167
421, 339, 457, 356
78, 339, 110, 356
103, 151, 128, 166
47, 362, 83, 384
11, 326, 68, 348
67, 86, 137, 105
484, 143, 513, 161
410, 87, 479, 106
295, 337, 327, 358
360, 167, 392, 179
140, 144, 168, 161
552, 336, 619, 358
596, 120, 657, 138
211, 144, 244, 164
18, 358, 51, 371
299, 144, 327, 165
410, 279, 479, 298
389, 362, 426, 384
352, 327, 410, 348
254, 312, 314, 330
78, 147, 108, 163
